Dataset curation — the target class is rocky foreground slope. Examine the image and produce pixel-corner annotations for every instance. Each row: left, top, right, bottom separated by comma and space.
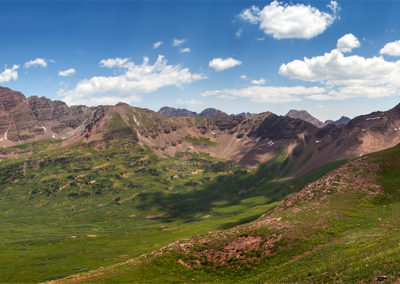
1, 86, 400, 176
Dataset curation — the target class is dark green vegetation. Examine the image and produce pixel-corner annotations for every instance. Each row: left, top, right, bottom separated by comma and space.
0, 137, 344, 283
58, 144, 400, 283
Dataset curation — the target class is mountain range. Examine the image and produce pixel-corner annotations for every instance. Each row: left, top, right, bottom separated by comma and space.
3, 85, 400, 282
0, 86, 398, 176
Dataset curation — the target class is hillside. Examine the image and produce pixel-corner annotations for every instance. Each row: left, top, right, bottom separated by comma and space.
0, 135, 345, 282
52, 143, 400, 283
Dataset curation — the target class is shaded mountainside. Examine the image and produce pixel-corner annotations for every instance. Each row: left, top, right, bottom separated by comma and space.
52, 143, 400, 283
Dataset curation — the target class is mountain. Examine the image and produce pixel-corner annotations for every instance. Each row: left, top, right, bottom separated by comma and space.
198, 107, 226, 117
1, 86, 400, 178
286, 109, 326, 128
157, 106, 226, 118
0, 87, 94, 146
157, 106, 197, 117
333, 115, 351, 125
286, 109, 350, 128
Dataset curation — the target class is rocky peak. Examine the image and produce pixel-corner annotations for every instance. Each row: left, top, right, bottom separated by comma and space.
198, 108, 225, 117
158, 106, 198, 117
0, 87, 26, 113
286, 109, 324, 128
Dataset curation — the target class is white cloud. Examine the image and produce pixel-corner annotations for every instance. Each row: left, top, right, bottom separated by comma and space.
25, 58, 48, 68
251, 78, 266, 85
278, 34, 400, 100
380, 39, 400, 56
337, 33, 360, 53
153, 41, 163, 49
58, 55, 206, 106
202, 85, 325, 103
99, 57, 130, 68
176, 99, 203, 105
179, 47, 191, 54
240, 74, 247, 80
173, 38, 186, 46
58, 68, 76, 77
240, 0, 339, 39
235, 29, 243, 38
209, 57, 242, 71
0, 65, 19, 83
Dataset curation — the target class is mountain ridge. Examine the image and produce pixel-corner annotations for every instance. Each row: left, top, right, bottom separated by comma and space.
1, 86, 400, 178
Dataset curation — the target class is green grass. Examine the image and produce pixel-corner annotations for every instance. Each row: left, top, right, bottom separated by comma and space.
0, 138, 343, 283
64, 143, 400, 283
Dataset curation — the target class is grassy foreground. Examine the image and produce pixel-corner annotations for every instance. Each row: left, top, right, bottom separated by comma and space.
0, 139, 344, 283
52, 143, 400, 283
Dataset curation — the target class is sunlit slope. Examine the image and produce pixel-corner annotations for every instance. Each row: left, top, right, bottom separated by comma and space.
55, 143, 400, 283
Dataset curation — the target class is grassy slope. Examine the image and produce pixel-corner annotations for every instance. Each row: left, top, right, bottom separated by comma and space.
62, 143, 400, 283
0, 138, 344, 283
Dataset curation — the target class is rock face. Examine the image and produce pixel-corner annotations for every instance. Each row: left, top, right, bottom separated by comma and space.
157, 106, 197, 117
0, 87, 93, 146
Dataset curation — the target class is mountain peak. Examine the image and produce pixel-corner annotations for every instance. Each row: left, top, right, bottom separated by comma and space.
198, 108, 226, 117
286, 109, 324, 128
157, 106, 197, 117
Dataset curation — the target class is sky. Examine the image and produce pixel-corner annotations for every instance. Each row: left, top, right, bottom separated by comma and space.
1, 0, 400, 121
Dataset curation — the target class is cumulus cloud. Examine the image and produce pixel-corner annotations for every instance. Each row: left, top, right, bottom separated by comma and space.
179, 47, 191, 54
58, 68, 76, 77
278, 34, 400, 100
209, 57, 242, 71
153, 41, 163, 49
173, 38, 186, 46
240, 0, 339, 39
58, 55, 206, 106
337, 33, 360, 53
0, 65, 19, 83
240, 74, 247, 80
25, 58, 48, 68
380, 39, 400, 56
99, 57, 130, 68
251, 78, 266, 85
202, 85, 325, 103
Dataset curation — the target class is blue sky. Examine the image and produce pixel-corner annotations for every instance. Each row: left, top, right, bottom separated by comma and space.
1, 1, 400, 121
